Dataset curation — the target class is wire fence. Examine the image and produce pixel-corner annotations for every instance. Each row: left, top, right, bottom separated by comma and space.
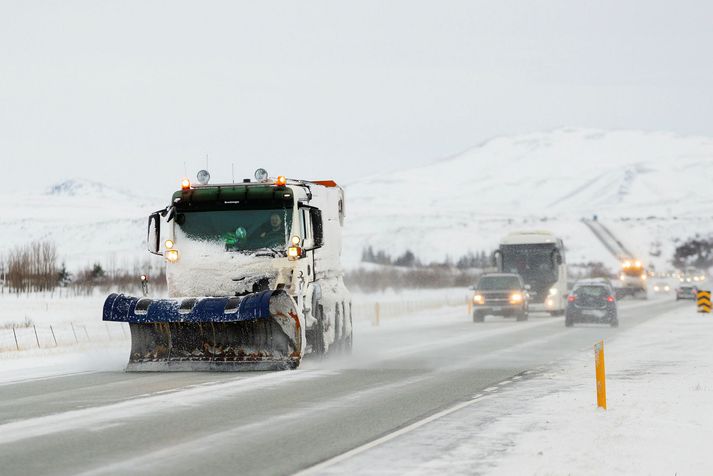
0, 321, 129, 352
0, 294, 468, 353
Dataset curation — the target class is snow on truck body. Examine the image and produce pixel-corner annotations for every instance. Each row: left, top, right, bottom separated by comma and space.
103, 172, 352, 371
495, 231, 567, 315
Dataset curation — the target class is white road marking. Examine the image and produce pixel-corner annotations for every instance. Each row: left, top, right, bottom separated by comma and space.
296, 393, 489, 476
0, 371, 99, 387
0, 370, 336, 445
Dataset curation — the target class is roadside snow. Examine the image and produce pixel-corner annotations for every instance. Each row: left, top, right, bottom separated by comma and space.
319, 302, 713, 475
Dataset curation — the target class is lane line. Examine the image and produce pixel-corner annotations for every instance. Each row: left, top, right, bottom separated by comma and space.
295, 394, 488, 476
0, 370, 336, 445
0, 371, 99, 387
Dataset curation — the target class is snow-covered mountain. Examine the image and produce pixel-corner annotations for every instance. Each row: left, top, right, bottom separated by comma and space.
0, 179, 162, 270
1, 129, 711, 272
343, 128, 713, 271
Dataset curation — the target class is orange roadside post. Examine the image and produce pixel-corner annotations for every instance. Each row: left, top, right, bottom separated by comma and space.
594, 340, 607, 409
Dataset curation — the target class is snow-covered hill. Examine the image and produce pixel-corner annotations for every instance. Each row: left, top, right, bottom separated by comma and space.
343, 128, 713, 271
1, 129, 711, 273
0, 179, 161, 270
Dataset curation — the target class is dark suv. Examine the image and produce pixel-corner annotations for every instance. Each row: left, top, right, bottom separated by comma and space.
472, 273, 529, 322
565, 281, 618, 327
676, 285, 698, 301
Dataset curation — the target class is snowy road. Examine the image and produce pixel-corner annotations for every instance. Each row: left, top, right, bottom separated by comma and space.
0, 298, 684, 475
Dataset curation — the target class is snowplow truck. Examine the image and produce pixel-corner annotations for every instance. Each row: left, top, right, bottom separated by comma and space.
618, 258, 647, 299
103, 171, 352, 371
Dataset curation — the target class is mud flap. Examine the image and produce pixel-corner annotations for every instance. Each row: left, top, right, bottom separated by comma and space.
103, 290, 304, 371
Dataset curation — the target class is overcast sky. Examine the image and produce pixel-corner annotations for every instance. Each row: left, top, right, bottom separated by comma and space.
1, 1, 712, 196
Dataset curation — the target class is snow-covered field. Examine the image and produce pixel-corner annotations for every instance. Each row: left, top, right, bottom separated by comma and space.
1, 128, 711, 273
324, 298, 713, 475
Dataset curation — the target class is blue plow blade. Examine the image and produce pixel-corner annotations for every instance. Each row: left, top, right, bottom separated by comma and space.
103, 290, 275, 324
103, 290, 303, 372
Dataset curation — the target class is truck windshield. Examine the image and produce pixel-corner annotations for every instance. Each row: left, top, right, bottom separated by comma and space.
478, 276, 521, 290
501, 244, 558, 281
176, 208, 293, 252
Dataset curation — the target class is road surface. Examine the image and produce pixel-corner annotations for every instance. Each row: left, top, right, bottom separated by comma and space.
0, 298, 684, 475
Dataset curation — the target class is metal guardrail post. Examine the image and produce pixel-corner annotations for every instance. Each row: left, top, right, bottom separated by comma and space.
12, 327, 19, 351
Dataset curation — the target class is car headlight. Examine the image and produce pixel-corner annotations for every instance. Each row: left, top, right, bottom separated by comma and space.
473, 294, 484, 305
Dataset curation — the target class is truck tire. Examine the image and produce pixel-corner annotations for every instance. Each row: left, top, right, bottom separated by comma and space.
312, 304, 327, 356
516, 309, 528, 321
472, 311, 485, 323
565, 315, 574, 327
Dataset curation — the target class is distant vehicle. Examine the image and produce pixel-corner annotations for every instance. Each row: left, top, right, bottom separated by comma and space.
652, 281, 671, 293
676, 285, 698, 301
494, 231, 567, 316
471, 273, 529, 322
618, 258, 648, 299
680, 268, 706, 283
565, 280, 618, 327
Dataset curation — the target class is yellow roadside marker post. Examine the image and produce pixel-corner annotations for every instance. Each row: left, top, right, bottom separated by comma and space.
594, 340, 607, 410
697, 291, 711, 314
373, 302, 381, 327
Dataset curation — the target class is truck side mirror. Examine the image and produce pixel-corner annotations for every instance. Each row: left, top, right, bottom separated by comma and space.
492, 250, 501, 268
310, 208, 324, 249
147, 212, 162, 255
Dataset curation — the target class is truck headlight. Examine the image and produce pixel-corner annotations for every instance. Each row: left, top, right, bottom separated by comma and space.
288, 246, 302, 260
473, 294, 484, 305
548, 287, 558, 296
509, 292, 523, 304
165, 249, 179, 263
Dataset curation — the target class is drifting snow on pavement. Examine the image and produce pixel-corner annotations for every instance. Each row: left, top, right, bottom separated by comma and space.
315, 301, 713, 475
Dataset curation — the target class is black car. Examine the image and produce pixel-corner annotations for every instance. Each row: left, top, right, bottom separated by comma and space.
676, 285, 698, 301
471, 273, 529, 322
565, 282, 618, 327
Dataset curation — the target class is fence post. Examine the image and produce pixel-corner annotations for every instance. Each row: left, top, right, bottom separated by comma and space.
33, 325, 40, 348
50, 325, 57, 346
71, 323, 78, 343
373, 302, 381, 327
12, 327, 19, 351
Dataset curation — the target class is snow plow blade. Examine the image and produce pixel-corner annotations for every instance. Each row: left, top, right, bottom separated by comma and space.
103, 290, 304, 371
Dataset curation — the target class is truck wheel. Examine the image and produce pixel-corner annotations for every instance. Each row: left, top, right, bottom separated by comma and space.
565, 316, 574, 327
312, 304, 327, 356
516, 310, 527, 321
472, 311, 484, 323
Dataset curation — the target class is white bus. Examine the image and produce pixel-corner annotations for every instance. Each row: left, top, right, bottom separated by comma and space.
494, 231, 567, 315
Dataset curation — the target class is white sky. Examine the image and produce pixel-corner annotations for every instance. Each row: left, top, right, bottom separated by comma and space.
1, 1, 712, 196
